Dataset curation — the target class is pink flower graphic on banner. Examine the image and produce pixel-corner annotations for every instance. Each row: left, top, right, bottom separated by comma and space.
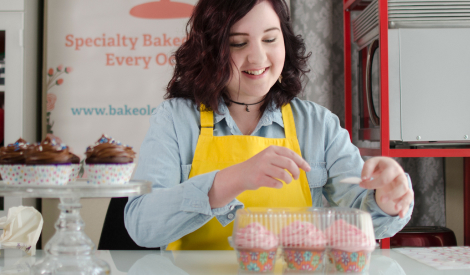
46, 64, 73, 134
47, 66, 72, 91
46, 93, 57, 112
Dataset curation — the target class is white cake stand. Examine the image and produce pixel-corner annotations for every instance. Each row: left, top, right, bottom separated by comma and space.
0, 179, 152, 275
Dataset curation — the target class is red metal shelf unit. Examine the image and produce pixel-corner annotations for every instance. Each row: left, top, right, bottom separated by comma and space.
343, 0, 470, 247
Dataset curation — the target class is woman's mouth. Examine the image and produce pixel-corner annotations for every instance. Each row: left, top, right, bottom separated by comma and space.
242, 67, 269, 77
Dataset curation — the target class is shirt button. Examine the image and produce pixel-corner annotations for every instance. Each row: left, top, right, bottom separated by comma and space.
227, 213, 234, 219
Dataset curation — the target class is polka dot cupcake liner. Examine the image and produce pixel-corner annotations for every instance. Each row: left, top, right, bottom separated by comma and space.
86, 163, 135, 185
0, 164, 30, 185
69, 163, 81, 182
28, 164, 72, 186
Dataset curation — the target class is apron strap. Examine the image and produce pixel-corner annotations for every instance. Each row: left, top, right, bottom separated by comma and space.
200, 104, 214, 137
200, 103, 296, 139
281, 103, 297, 139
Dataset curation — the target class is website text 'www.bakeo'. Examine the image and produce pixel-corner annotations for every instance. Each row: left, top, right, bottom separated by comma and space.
70, 105, 157, 116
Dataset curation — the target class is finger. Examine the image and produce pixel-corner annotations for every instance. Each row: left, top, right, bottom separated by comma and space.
271, 146, 311, 172
271, 156, 300, 180
397, 190, 414, 218
379, 173, 409, 203
261, 176, 284, 189
361, 157, 383, 180
392, 179, 411, 204
360, 165, 403, 190
265, 166, 294, 184
360, 166, 394, 190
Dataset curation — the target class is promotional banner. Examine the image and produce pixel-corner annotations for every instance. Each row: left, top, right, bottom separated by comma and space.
45, 0, 198, 165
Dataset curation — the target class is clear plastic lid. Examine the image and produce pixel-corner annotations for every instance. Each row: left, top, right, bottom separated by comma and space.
231, 207, 282, 250
324, 208, 376, 252
231, 207, 376, 252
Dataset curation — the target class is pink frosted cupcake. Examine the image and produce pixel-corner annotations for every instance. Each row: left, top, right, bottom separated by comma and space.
280, 221, 327, 272
85, 135, 136, 185
234, 222, 279, 272
326, 220, 375, 272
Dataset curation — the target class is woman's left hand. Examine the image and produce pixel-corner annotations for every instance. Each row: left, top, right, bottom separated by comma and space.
359, 157, 414, 218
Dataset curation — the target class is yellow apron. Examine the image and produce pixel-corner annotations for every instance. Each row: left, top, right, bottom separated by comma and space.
167, 103, 312, 250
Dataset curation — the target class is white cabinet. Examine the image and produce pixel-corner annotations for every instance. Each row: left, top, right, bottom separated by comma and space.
0, 0, 40, 214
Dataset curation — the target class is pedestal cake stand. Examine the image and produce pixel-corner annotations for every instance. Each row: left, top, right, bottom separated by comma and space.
0, 179, 152, 275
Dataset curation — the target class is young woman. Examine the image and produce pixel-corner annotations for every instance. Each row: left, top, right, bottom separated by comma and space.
124, 0, 414, 250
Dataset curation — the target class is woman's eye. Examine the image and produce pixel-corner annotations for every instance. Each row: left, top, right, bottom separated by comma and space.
230, 42, 247, 48
264, 38, 276, 43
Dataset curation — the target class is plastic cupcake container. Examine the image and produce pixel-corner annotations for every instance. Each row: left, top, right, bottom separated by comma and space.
231, 209, 280, 272
325, 209, 376, 273
280, 219, 327, 272
230, 207, 376, 273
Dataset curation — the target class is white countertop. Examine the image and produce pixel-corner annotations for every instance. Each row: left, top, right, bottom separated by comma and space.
1, 248, 469, 274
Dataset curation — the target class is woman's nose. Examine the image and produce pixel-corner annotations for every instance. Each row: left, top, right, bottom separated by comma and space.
247, 42, 267, 65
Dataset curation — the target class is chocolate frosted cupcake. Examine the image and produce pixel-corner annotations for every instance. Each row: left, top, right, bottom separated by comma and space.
0, 138, 31, 184
25, 136, 72, 185
85, 134, 136, 185
69, 153, 81, 182
0, 138, 30, 164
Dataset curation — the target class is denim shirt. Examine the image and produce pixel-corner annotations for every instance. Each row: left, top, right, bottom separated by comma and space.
124, 97, 413, 248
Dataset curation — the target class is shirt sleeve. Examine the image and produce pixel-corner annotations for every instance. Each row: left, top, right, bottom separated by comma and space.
124, 102, 243, 248
321, 112, 414, 239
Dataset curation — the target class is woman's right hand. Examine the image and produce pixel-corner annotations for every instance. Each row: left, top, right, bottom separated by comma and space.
208, 146, 311, 208
237, 145, 311, 189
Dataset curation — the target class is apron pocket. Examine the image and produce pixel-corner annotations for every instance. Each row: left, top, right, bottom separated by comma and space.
305, 162, 327, 188
180, 164, 192, 182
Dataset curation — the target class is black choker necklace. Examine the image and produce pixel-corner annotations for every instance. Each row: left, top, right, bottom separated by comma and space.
228, 98, 265, 112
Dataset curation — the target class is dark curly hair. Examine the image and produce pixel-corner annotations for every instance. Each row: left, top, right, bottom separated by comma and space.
165, 0, 311, 114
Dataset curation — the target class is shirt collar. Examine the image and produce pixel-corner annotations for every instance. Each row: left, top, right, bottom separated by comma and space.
213, 100, 284, 129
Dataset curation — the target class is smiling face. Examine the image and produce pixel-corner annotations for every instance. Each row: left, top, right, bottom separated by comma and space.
226, 0, 285, 103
